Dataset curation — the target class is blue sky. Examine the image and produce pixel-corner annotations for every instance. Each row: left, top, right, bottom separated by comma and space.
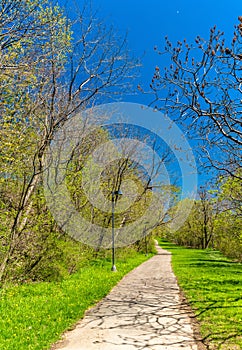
61, 0, 242, 104
90, 0, 242, 104
59, 0, 241, 189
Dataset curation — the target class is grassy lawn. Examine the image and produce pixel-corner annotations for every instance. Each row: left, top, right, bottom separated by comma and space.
0, 249, 153, 350
160, 240, 242, 350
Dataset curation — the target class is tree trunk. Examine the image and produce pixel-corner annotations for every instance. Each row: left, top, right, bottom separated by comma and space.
0, 174, 40, 284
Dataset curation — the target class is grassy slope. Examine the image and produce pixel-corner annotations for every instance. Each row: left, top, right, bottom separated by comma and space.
160, 240, 242, 349
0, 250, 153, 350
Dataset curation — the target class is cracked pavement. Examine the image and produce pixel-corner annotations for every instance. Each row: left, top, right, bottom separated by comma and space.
51, 242, 204, 350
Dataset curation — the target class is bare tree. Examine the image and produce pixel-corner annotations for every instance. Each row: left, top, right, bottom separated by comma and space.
149, 17, 242, 180
0, 0, 138, 282
197, 189, 216, 249
63, 122, 177, 249
165, 189, 217, 249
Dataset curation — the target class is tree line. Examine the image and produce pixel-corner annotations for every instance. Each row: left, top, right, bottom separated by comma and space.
150, 17, 242, 258
0, 0, 141, 283
0, 0, 241, 285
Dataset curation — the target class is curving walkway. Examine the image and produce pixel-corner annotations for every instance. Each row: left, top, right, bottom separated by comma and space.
51, 242, 205, 350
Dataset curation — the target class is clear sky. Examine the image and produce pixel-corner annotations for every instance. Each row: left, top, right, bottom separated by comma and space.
60, 0, 242, 103
59, 0, 242, 188
89, 0, 242, 104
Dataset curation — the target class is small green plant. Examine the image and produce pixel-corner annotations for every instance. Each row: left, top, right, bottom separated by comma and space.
0, 248, 153, 350
160, 240, 242, 349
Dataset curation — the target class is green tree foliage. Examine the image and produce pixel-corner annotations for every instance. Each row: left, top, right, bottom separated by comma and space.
213, 171, 242, 260
0, 0, 137, 283
150, 16, 242, 259
65, 127, 162, 251
163, 194, 215, 250
0, 0, 73, 283
162, 174, 242, 260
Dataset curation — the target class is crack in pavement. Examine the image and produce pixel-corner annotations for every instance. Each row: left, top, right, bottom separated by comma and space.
51, 242, 205, 350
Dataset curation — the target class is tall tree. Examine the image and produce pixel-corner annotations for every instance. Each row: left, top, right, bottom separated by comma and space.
165, 192, 216, 249
150, 17, 242, 179
0, 0, 137, 282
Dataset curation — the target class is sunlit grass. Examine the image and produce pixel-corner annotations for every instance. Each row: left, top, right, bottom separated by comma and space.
0, 249, 153, 350
160, 240, 242, 349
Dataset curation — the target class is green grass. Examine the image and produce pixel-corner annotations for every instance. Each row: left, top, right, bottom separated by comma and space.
160, 240, 242, 350
0, 249, 153, 350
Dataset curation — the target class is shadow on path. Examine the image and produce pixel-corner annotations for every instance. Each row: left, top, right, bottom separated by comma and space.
51, 242, 206, 350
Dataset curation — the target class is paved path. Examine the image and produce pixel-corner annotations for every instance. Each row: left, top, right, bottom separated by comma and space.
51, 242, 204, 350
